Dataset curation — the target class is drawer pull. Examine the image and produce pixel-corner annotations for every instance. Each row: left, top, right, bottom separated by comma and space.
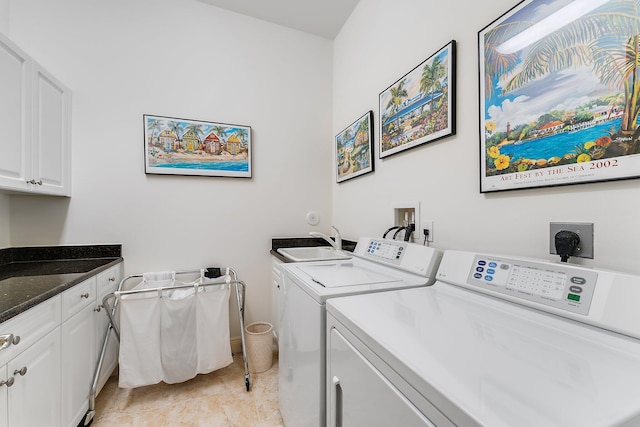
109, 276, 116, 282
80, 293, 90, 299
0, 377, 14, 387
13, 367, 27, 376
94, 305, 102, 312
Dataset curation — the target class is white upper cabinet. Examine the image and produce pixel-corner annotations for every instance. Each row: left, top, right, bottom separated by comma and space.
0, 34, 30, 192
0, 32, 71, 196
31, 63, 71, 196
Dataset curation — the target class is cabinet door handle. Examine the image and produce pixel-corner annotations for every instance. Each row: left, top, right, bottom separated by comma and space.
94, 305, 102, 312
0, 377, 14, 387
108, 276, 116, 282
80, 293, 90, 299
13, 367, 27, 376
35, 180, 42, 185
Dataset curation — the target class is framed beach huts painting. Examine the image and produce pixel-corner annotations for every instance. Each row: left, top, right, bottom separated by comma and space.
336, 111, 374, 183
480, 0, 640, 192
379, 40, 456, 159
144, 114, 251, 178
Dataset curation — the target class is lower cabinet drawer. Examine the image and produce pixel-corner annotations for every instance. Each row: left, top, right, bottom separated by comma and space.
62, 278, 96, 322
0, 296, 61, 367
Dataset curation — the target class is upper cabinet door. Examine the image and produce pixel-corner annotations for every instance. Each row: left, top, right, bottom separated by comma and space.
31, 64, 71, 196
0, 31, 71, 197
0, 34, 31, 192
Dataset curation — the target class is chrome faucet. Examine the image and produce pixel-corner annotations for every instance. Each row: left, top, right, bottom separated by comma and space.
309, 226, 342, 250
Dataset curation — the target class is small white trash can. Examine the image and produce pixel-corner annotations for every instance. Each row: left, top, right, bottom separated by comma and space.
245, 322, 273, 373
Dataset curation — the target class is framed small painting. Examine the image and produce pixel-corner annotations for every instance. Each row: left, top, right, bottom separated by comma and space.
336, 111, 374, 183
144, 114, 251, 178
480, 0, 640, 192
379, 40, 456, 159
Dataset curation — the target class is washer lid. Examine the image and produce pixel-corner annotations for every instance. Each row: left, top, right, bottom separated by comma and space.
296, 262, 400, 288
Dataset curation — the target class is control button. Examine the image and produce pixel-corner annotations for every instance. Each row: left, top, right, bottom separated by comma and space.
487, 268, 495, 274
570, 277, 587, 285
500, 264, 510, 270
489, 262, 498, 268
484, 275, 494, 282
569, 286, 583, 293
476, 267, 484, 272
474, 273, 482, 279
478, 260, 487, 266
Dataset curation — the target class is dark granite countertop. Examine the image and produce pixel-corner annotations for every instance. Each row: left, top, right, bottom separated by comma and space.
0, 245, 123, 324
271, 237, 356, 263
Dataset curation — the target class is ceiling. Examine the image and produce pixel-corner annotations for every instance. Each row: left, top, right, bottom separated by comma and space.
196, 0, 360, 39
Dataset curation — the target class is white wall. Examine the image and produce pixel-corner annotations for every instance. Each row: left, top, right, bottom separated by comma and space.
7, 0, 333, 332
333, 0, 640, 275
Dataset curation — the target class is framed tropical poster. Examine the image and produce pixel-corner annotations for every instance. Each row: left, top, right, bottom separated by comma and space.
144, 114, 251, 178
336, 111, 374, 183
379, 40, 456, 158
480, 0, 640, 192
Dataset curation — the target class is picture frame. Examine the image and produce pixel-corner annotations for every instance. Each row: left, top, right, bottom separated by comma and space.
379, 40, 456, 159
144, 114, 251, 178
480, 0, 640, 193
336, 111, 374, 183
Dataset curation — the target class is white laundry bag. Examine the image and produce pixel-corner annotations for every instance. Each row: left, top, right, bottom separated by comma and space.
118, 275, 233, 388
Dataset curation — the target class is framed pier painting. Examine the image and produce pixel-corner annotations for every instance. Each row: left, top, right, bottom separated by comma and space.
144, 114, 252, 178
336, 111, 374, 183
379, 40, 456, 159
480, 0, 640, 192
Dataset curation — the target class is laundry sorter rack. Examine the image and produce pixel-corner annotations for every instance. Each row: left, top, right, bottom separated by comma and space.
83, 266, 250, 426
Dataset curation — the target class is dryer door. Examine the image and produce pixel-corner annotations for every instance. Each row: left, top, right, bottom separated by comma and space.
327, 327, 435, 427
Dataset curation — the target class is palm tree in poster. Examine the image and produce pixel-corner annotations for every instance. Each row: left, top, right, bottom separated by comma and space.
357, 116, 369, 141
212, 126, 227, 141
169, 121, 184, 149
386, 79, 408, 135
235, 128, 248, 146
146, 118, 163, 145
488, 0, 640, 140
185, 123, 204, 149
420, 57, 445, 114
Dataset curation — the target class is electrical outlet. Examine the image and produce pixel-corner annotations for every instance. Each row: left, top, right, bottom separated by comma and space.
422, 220, 434, 242
549, 222, 594, 259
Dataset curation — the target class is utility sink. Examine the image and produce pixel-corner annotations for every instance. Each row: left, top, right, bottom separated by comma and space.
277, 247, 352, 262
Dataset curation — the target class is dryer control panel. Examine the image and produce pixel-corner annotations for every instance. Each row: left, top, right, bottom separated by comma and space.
466, 255, 598, 315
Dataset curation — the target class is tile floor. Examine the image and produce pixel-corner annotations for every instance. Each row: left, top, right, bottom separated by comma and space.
92, 354, 283, 426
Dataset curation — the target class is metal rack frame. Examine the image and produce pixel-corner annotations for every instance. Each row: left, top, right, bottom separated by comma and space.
83, 267, 249, 426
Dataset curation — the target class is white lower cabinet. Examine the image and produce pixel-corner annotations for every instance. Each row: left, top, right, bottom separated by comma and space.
94, 265, 121, 394
0, 262, 122, 427
7, 327, 62, 427
271, 256, 283, 341
0, 364, 7, 427
61, 302, 95, 427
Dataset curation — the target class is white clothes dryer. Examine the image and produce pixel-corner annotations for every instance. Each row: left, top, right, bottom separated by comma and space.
326, 250, 640, 426
278, 237, 441, 427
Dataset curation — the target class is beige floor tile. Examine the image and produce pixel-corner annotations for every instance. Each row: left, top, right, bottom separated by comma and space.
93, 354, 283, 427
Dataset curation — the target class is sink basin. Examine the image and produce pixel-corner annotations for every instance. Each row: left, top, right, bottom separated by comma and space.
277, 247, 352, 262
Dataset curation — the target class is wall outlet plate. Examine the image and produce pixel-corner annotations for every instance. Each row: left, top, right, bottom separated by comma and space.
549, 222, 594, 259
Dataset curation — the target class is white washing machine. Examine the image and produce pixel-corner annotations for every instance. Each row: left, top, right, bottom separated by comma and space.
278, 237, 441, 427
326, 250, 640, 426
